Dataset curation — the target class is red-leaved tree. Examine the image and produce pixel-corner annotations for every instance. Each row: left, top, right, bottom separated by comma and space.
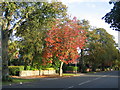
43, 17, 87, 76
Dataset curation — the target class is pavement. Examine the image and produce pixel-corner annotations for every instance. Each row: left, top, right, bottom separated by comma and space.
2, 71, 120, 89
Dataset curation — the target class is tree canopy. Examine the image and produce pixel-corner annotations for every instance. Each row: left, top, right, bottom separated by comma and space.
85, 28, 118, 71
1, 2, 68, 80
43, 17, 87, 76
102, 1, 120, 31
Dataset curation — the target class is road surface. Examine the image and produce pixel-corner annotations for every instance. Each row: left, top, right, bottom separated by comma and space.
2, 71, 120, 89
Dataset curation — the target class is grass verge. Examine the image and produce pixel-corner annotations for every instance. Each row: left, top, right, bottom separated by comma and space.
2, 78, 36, 86
63, 73, 80, 76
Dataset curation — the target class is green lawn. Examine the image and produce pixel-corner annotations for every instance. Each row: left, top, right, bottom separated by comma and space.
2, 78, 36, 85
63, 73, 80, 76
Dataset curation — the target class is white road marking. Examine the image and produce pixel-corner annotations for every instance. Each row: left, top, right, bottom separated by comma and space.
68, 86, 74, 88
94, 77, 101, 80
92, 74, 108, 81
78, 80, 91, 85
102, 75, 107, 77
78, 75, 106, 86
79, 82, 86, 86
85, 80, 91, 83
65, 73, 115, 89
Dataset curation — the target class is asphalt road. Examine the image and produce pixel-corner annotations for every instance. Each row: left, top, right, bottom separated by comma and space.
3, 71, 120, 89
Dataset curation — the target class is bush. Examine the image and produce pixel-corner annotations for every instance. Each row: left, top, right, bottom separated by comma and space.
43, 68, 55, 70
9, 66, 24, 76
73, 66, 78, 71
66, 66, 79, 71
26, 66, 31, 70
25, 66, 40, 70
30, 68, 38, 70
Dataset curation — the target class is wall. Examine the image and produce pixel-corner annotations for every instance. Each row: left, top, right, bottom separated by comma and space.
19, 70, 56, 77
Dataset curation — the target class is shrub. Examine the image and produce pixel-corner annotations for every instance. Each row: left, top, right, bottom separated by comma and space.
43, 68, 55, 70
25, 66, 39, 70
73, 66, 78, 71
26, 66, 31, 70
66, 66, 79, 71
8, 66, 24, 76
31, 68, 38, 70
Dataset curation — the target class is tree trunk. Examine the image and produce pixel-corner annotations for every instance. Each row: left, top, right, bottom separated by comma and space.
30, 60, 34, 70
59, 61, 63, 77
92, 67, 96, 72
101, 63, 105, 71
24, 59, 28, 70
2, 30, 9, 81
79, 49, 84, 72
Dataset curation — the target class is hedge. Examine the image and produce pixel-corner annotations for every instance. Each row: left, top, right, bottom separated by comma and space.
26, 66, 31, 70
9, 66, 24, 76
43, 68, 55, 70
8, 66, 56, 76
66, 66, 79, 71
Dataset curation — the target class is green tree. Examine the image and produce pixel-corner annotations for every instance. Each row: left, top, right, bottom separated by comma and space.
1, 2, 36, 81
86, 28, 118, 71
8, 40, 20, 66
16, 2, 67, 70
78, 19, 90, 72
78, 19, 90, 31
102, 1, 120, 31
113, 52, 120, 70
1, 2, 67, 81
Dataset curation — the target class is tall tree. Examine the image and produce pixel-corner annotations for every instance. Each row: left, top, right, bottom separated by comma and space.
15, 2, 67, 70
78, 19, 90, 72
1, 2, 67, 81
102, 1, 120, 31
1, 2, 36, 81
43, 17, 87, 76
86, 28, 118, 71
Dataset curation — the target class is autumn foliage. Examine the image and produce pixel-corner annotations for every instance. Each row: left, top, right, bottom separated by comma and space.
42, 17, 87, 65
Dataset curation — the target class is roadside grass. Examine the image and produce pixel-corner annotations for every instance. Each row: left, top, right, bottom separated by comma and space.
63, 73, 80, 76
2, 78, 36, 85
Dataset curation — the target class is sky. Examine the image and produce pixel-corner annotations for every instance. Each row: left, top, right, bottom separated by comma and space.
60, 0, 118, 43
